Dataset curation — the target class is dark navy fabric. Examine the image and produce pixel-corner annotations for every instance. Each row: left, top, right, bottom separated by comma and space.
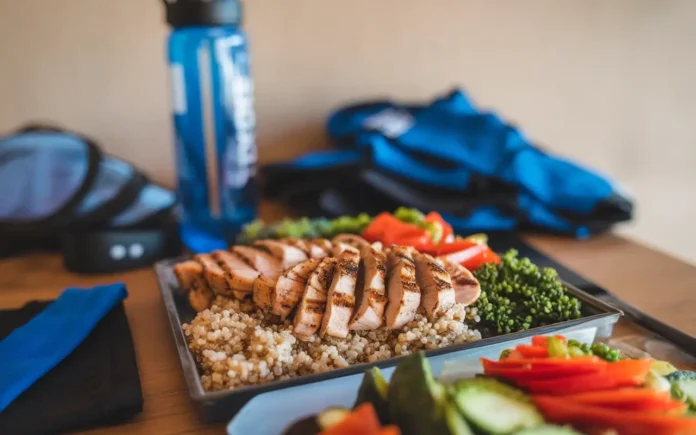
261, 90, 632, 237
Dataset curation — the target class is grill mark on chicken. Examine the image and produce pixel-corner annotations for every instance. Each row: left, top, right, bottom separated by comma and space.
293, 257, 338, 340
396, 253, 415, 265
453, 276, 478, 287
320, 249, 360, 338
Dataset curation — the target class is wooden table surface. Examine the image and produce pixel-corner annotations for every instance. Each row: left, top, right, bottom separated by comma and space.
1, 204, 695, 434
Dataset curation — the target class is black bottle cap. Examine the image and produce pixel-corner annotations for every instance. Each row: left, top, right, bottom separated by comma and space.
163, 0, 242, 28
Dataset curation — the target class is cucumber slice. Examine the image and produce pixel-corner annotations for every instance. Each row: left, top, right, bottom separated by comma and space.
512, 424, 582, 435
453, 381, 543, 434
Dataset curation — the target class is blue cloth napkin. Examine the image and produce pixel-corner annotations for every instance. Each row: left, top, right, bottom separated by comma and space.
0, 283, 128, 411
261, 89, 633, 237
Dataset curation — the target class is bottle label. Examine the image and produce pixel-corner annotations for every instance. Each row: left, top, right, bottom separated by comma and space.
169, 64, 187, 115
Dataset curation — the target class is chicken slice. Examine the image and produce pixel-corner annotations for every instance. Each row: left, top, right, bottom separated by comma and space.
293, 257, 338, 340
173, 260, 214, 312
253, 239, 308, 270
211, 250, 259, 299
253, 276, 277, 311
281, 238, 329, 260
309, 238, 333, 256
332, 234, 372, 252
385, 246, 421, 329
173, 260, 203, 294
439, 258, 481, 306
320, 246, 360, 338
231, 245, 282, 279
413, 252, 456, 321
195, 253, 232, 296
271, 258, 322, 320
349, 244, 387, 330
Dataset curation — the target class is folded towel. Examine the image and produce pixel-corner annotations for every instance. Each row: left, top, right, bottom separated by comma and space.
0, 283, 127, 411
261, 89, 633, 237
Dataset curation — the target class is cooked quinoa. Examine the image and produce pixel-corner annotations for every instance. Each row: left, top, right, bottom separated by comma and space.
183, 296, 481, 391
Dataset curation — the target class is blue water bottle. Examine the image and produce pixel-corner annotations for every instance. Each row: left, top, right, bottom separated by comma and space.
163, 0, 257, 253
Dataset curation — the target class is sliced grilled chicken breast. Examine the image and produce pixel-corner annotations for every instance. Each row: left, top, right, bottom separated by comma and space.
281, 238, 330, 260
253, 276, 277, 311
349, 244, 387, 330
293, 257, 338, 340
195, 253, 232, 296
413, 252, 456, 320
385, 246, 421, 329
320, 247, 360, 338
309, 238, 333, 257
253, 239, 308, 270
332, 234, 372, 252
173, 260, 214, 311
211, 250, 259, 299
173, 260, 204, 294
439, 258, 481, 306
232, 245, 282, 279
271, 258, 322, 320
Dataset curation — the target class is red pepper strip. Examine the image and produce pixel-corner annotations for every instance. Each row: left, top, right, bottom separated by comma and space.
482, 356, 601, 369
561, 388, 688, 413
484, 363, 603, 382
320, 403, 382, 435
533, 396, 696, 435
361, 213, 427, 246
515, 344, 549, 359
531, 335, 567, 348
462, 246, 501, 270
421, 239, 480, 256
377, 427, 401, 435
424, 211, 454, 242
517, 359, 651, 395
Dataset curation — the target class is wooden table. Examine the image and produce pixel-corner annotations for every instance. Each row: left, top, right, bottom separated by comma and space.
1, 205, 695, 434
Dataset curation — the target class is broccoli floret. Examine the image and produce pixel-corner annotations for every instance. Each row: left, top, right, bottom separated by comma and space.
473, 249, 583, 334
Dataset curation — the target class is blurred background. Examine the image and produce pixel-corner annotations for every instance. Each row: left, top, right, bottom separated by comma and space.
1, 0, 694, 262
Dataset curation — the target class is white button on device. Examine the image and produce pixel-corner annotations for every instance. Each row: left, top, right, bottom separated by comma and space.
110, 244, 126, 260
129, 243, 144, 259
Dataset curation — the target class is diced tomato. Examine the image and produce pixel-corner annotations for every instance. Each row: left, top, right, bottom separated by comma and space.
531, 335, 567, 348
515, 344, 549, 359
320, 403, 382, 435
533, 396, 696, 435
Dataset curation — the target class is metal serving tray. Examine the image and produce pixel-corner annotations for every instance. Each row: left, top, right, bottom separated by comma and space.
155, 257, 622, 424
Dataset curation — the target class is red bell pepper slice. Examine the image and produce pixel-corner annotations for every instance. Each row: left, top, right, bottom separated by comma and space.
561, 388, 688, 413
517, 359, 651, 395
361, 213, 427, 246
482, 357, 605, 381
461, 246, 501, 270
531, 335, 567, 348
420, 239, 479, 256
533, 396, 696, 435
483, 364, 604, 382
481, 356, 601, 369
320, 403, 382, 435
515, 344, 549, 359
424, 211, 454, 242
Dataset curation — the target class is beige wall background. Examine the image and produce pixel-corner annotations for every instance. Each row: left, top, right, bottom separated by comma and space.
1, 0, 695, 262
